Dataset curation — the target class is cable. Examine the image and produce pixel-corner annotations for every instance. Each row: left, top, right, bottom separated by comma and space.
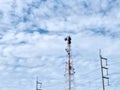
109, 72, 120, 75
109, 61, 120, 66
79, 68, 100, 78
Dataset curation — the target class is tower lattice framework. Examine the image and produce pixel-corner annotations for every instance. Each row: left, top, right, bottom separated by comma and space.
64, 36, 75, 90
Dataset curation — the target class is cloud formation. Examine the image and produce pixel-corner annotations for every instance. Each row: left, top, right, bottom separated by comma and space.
0, 0, 120, 90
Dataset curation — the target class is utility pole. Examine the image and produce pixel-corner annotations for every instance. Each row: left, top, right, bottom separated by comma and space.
99, 49, 109, 90
64, 36, 75, 90
36, 77, 42, 90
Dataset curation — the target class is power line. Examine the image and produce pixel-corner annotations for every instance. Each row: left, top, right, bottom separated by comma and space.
82, 77, 101, 84
79, 68, 100, 78
109, 61, 120, 66
109, 71, 120, 77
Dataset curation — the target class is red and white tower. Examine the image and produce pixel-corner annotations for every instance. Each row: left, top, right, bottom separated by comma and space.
64, 36, 75, 90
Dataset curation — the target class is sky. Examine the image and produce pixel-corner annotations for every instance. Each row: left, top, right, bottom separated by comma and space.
0, 0, 120, 90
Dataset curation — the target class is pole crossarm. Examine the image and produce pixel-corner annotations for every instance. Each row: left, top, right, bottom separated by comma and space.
102, 67, 108, 69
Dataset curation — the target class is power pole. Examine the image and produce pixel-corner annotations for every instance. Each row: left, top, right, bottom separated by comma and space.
64, 36, 75, 90
36, 77, 42, 90
99, 49, 110, 90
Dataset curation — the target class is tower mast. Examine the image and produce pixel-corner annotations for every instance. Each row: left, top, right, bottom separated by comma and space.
65, 36, 75, 90
36, 77, 42, 90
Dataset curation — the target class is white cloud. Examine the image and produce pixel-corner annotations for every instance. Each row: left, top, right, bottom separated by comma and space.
0, 0, 120, 90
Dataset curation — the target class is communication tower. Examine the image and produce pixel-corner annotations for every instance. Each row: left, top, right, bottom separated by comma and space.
64, 36, 75, 90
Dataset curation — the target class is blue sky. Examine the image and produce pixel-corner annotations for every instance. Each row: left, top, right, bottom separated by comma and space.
0, 0, 120, 90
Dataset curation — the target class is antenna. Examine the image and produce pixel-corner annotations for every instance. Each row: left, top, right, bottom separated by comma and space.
64, 36, 75, 90
36, 77, 42, 90
99, 49, 110, 90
